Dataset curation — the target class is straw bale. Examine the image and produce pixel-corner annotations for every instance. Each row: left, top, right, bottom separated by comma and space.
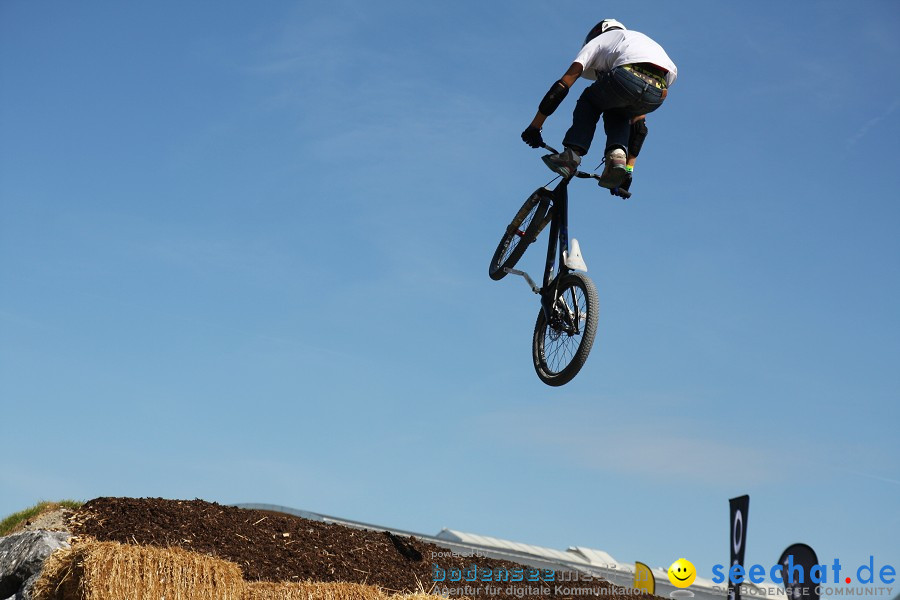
244, 581, 390, 600
33, 538, 244, 600
394, 594, 467, 600
244, 582, 469, 600
32, 544, 82, 600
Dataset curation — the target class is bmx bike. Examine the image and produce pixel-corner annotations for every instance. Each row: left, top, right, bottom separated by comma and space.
488, 145, 630, 386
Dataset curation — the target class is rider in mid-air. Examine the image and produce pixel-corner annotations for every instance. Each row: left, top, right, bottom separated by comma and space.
521, 19, 677, 194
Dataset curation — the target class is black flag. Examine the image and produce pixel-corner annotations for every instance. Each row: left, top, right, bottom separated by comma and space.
728, 495, 750, 600
777, 543, 820, 600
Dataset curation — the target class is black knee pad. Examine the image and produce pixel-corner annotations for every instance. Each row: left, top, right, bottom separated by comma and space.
628, 119, 648, 157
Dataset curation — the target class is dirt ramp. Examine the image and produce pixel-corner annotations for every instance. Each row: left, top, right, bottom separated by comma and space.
70, 497, 654, 600
71, 497, 411, 584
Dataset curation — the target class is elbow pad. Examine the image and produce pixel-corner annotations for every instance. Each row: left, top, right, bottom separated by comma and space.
628, 119, 648, 157
538, 80, 569, 116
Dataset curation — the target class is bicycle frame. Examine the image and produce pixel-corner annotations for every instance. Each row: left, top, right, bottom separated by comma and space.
490, 145, 621, 385
504, 144, 627, 320
539, 179, 574, 317
505, 177, 579, 321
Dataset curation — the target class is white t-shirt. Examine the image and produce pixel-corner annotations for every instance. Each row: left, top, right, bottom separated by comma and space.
573, 30, 677, 87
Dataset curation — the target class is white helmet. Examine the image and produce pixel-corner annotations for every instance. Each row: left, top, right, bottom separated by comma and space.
584, 19, 626, 45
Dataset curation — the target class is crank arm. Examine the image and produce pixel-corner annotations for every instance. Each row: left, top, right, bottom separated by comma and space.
504, 268, 541, 294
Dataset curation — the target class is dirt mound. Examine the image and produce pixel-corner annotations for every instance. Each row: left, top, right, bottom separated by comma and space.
70, 498, 651, 600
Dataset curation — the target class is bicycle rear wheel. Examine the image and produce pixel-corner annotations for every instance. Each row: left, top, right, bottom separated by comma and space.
488, 189, 551, 281
532, 272, 599, 386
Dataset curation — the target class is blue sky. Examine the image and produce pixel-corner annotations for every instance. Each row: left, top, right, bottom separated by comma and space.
2, 0, 899, 594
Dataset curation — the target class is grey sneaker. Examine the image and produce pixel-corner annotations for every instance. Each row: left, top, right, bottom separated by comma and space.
542, 147, 582, 178
597, 148, 627, 189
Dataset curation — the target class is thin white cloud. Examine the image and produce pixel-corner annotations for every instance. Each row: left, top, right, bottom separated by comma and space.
835, 467, 900, 487
848, 99, 900, 147
475, 400, 782, 487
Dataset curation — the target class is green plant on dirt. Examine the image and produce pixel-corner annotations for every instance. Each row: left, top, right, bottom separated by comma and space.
0, 500, 82, 536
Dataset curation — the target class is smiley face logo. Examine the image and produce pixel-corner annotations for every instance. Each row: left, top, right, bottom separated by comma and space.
667, 558, 696, 588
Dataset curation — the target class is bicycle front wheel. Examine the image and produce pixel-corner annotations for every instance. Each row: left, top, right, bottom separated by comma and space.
532, 272, 599, 386
488, 189, 551, 281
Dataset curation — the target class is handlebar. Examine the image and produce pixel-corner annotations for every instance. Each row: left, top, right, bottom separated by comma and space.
541, 143, 632, 199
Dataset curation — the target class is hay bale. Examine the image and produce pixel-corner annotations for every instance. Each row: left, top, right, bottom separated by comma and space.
32, 544, 81, 600
394, 595, 463, 600
245, 581, 389, 600
33, 538, 244, 600
244, 582, 468, 600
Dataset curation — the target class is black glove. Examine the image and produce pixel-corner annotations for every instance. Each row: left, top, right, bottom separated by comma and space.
521, 126, 543, 149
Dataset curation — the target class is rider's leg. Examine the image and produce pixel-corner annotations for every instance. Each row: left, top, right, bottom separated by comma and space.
602, 109, 631, 154
548, 69, 657, 180
543, 86, 600, 177
593, 108, 628, 188
595, 68, 665, 188
628, 116, 648, 159
561, 86, 602, 156
562, 70, 632, 157
545, 77, 610, 178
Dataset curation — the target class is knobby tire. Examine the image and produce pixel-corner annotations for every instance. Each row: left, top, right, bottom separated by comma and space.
488, 189, 551, 281
532, 271, 599, 386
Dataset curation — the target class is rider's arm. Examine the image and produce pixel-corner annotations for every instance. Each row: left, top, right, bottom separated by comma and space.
528, 62, 584, 129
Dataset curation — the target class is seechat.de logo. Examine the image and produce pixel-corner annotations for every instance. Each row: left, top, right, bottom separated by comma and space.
711, 556, 896, 586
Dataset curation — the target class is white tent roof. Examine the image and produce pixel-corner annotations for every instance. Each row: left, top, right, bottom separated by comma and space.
437, 529, 596, 566
566, 546, 620, 568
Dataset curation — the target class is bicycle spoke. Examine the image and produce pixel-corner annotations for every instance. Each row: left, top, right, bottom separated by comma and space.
535, 274, 594, 378
489, 189, 550, 281
544, 324, 581, 372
